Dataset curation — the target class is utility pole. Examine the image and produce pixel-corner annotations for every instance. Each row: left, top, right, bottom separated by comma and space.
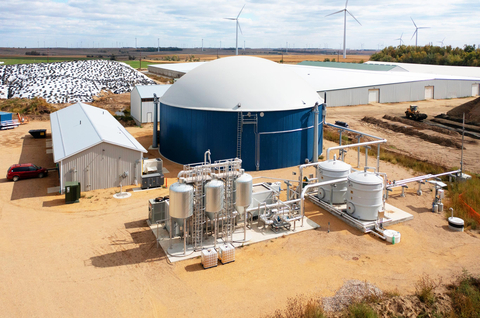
158, 38, 160, 52
202, 39, 203, 51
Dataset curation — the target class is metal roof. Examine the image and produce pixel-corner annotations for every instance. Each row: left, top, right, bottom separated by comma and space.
286, 64, 480, 92
134, 84, 172, 98
160, 56, 323, 112
366, 61, 480, 78
298, 61, 404, 72
50, 102, 147, 163
148, 62, 206, 74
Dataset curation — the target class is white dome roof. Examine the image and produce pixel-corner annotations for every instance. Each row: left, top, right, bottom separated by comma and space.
160, 56, 323, 112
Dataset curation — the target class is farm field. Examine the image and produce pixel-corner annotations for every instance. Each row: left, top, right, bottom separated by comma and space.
0, 98, 479, 317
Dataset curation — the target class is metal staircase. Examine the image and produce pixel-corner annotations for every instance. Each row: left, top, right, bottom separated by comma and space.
191, 166, 206, 251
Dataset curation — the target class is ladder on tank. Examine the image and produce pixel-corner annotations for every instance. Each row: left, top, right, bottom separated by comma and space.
219, 163, 236, 242
236, 112, 258, 159
192, 166, 206, 251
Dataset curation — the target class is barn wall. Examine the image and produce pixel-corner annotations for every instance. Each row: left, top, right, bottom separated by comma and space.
130, 88, 142, 125
61, 143, 142, 192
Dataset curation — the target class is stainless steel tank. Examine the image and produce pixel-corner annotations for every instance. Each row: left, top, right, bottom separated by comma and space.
317, 158, 351, 204
169, 178, 194, 219
346, 171, 384, 221
235, 172, 253, 208
205, 177, 224, 220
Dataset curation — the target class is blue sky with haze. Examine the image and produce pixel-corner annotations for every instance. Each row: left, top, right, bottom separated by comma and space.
1, 0, 479, 50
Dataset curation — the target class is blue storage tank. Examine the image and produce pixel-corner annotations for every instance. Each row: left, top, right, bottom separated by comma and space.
0, 111, 13, 122
159, 56, 324, 171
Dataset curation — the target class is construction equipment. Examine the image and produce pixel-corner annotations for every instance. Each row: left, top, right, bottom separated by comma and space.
17, 113, 29, 124
405, 105, 427, 121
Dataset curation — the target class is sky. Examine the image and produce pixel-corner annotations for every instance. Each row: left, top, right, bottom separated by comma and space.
1, 0, 479, 50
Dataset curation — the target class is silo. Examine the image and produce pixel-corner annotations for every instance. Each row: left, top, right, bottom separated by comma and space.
317, 158, 351, 204
235, 172, 253, 209
346, 171, 384, 221
159, 56, 324, 171
169, 178, 194, 219
204, 177, 224, 220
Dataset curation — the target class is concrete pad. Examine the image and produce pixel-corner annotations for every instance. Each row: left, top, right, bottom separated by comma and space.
46, 149, 53, 154
47, 186, 61, 194
46, 141, 52, 147
113, 192, 132, 199
149, 217, 319, 263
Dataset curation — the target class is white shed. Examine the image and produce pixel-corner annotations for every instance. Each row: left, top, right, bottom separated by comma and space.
50, 102, 147, 192
130, 85, 171, 125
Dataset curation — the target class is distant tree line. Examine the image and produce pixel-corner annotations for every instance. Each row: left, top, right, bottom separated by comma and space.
370, 45, 480, 66
136, 47, 183, 52
25, 51, 46, 56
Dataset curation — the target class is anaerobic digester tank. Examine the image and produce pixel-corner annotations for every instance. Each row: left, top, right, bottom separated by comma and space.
205, 177, 225, 220
317, 157, 351, 204
346, 171, 384, 221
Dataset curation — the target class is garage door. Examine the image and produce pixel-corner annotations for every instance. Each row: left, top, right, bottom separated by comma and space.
425, 86, 434, 100
472, 84, 479, 96
368, 89, 379, 103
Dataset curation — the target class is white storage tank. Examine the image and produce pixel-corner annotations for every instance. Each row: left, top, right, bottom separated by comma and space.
346, 171, 384, 221
317, 158, 351, 204
235, 172, 253, 208
204, 177, 225, 220
169, 178, 194, 219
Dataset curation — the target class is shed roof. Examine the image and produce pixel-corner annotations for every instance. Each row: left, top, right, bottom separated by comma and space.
298, 61, 403, 71
134, 84, 172, 99
365, 61, 480, 78
148, 62, 205, 75
50, 102, 147, 163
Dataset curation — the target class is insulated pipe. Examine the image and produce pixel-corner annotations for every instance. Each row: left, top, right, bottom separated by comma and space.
300, 178, 348, 227
204, 149, 211, 164
326, 139, 387, 161
153, 93, 159, 148
313, 102, 319, 163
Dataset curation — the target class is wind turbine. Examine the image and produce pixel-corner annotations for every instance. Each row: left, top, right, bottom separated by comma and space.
326, 0, 361, 59
395, 33, 404, 46
411, 17, 430, 47
437, 37, 445, 47
224, 4, 245, 55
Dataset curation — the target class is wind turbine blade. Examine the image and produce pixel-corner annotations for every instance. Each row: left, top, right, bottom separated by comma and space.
401, 32, 404, 39
411, 30, 417, 40
418, 27, 430, 29
237, 4, 245, 18
411, 17, 417, 28
326, 9, 344, 17
345, 0, 349, 9
224, 17, 236, 20
346, 10, 361, 25
238, 21, 243, 35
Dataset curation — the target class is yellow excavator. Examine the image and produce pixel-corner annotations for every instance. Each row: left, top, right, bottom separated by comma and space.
405, 105, 428, 121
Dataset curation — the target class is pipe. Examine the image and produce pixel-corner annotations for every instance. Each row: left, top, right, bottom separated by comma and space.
313, 102, 319, 163
204, 149, 211, 164
153, 93, 159, 148
326, 139, 387, 161
300, 178, 348, 227
177, 158, 243, 178
326, 123, 385, 140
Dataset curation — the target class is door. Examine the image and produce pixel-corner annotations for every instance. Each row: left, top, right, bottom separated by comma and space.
472, 84, 479, 96
425, 86, 434, 99
147, 112, 152, 122
368, 89, 379, 103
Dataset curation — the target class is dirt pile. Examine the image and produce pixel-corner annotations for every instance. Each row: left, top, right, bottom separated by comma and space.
447, 96, 480, 125
383, 114, 459, 136
362, 116, 463, 149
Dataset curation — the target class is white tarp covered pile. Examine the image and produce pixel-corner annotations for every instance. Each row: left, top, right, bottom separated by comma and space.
0, 60, 155, 103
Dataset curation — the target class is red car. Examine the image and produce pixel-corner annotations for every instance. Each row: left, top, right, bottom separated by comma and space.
7, 163, 48, 182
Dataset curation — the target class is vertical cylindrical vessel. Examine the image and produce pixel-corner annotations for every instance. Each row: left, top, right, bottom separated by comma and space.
204, 177, 225, 220
346, 171, 383, 221
235, 172, 253, 208
317, 159, 351, 204
169, 179, 194, 219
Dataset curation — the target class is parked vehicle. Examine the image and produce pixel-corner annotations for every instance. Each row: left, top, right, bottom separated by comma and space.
6, 163, 48, 182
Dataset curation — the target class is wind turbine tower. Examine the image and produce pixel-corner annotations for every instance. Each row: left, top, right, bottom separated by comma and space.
326, 0, 361, 59
411, 18, 430, 47
437, 37, 445, 47
395, 33, 404, 46
224, 4, 245, 55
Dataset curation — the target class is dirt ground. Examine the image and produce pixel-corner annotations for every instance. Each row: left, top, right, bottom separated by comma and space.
0, 100, 479, 318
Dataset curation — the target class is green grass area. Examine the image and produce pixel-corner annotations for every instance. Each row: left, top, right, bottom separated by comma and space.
447, 175, 480, 230
0, 57, 96, 65
121, 60, 164, 69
